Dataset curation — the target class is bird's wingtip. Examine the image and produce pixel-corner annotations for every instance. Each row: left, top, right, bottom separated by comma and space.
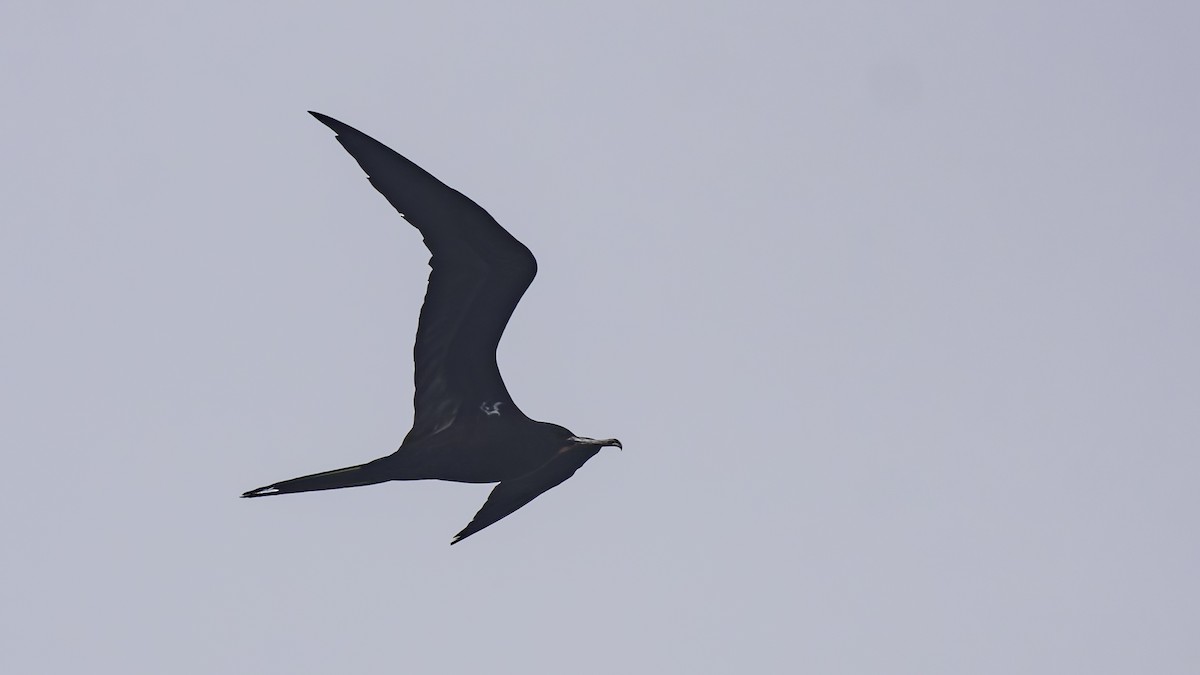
308, 110, 342, 131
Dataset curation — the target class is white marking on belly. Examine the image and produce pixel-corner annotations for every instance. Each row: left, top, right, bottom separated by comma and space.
480, 401, 503, 417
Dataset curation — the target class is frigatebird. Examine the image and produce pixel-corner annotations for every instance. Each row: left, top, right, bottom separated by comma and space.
242, 112, 622, 544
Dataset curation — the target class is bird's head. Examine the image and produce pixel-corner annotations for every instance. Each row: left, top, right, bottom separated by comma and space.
541, 423, 622, 451
566, 434, 623, 450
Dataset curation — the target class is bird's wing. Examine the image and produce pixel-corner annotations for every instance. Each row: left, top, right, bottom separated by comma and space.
450, 447, 601, 544
310, 112, 537, 444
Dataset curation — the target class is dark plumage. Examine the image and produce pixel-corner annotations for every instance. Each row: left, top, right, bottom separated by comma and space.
242, 112, 621, 544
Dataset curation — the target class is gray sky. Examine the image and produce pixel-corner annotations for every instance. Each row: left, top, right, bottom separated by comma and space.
3, 2, 1198, 673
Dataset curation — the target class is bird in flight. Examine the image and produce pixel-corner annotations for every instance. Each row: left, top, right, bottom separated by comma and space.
242, 112, 622, 544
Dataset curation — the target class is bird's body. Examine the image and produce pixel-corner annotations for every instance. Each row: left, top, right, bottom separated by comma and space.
242, 112, 621, 544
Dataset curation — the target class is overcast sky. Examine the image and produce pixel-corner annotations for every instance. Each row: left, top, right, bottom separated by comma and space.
3, 2, 1198, 673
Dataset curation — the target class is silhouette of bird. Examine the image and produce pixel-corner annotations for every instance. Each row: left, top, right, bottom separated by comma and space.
242, 112, 622, 544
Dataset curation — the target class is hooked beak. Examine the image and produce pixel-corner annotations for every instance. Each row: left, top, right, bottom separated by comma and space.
568, 436, 623, 450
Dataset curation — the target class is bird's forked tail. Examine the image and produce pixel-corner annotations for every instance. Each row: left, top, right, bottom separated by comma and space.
241, 463, 387, 498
